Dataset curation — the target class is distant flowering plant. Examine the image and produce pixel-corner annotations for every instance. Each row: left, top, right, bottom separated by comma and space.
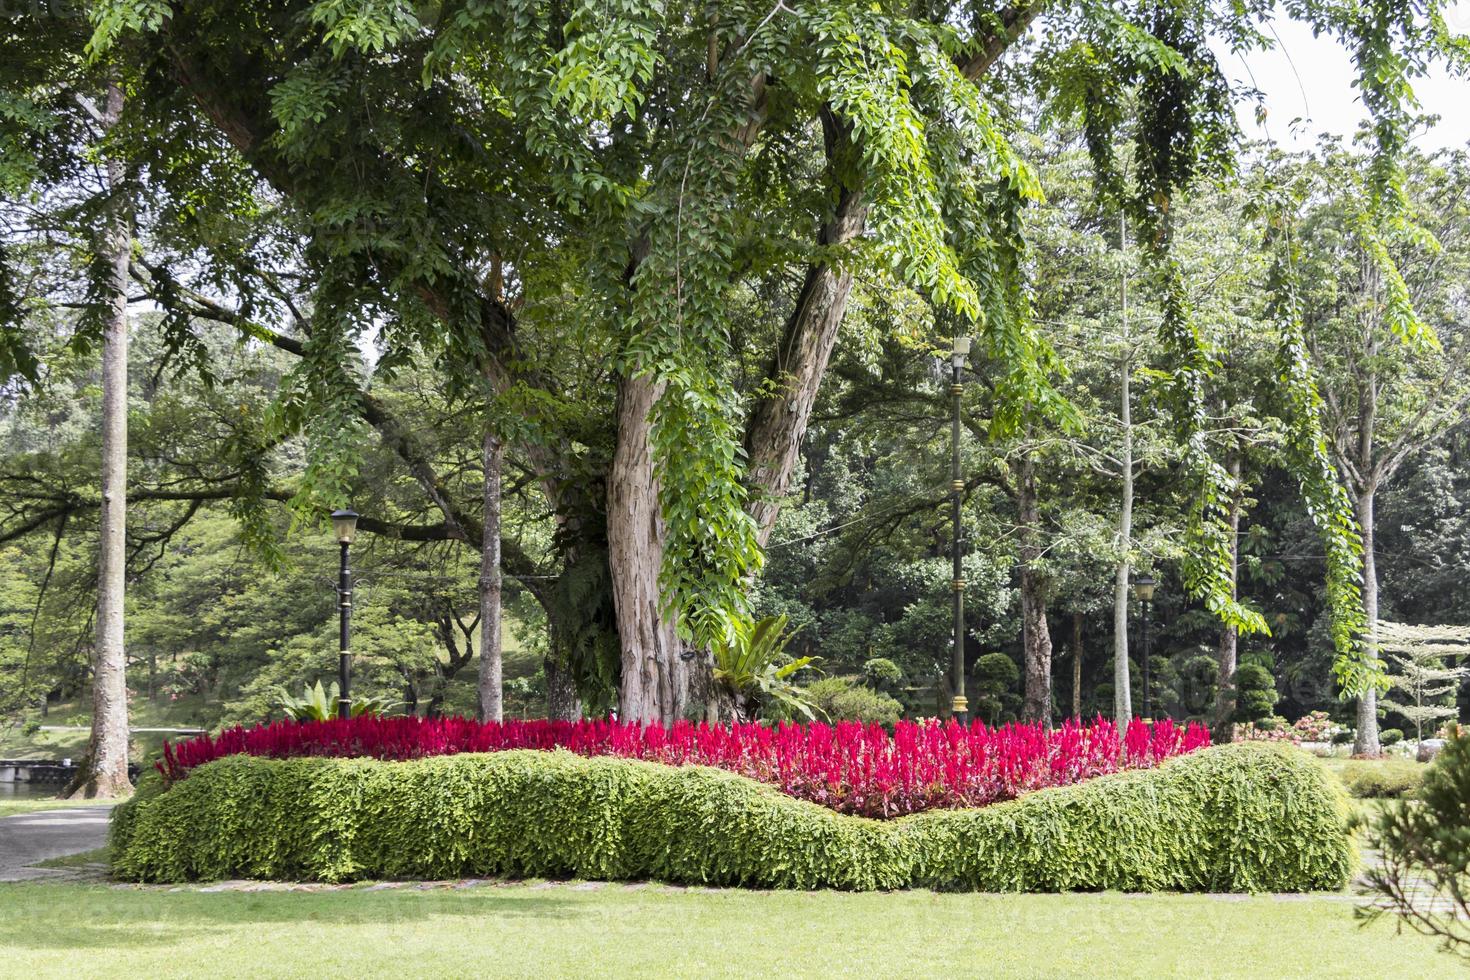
157, 715, 1210, 818
1292, 710, 1346, 743
1234, 711, 1349, 746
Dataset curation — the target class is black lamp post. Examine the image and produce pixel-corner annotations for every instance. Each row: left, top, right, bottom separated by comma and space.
1133, 572, 1156, 720
950, 336, 971, 725
331, 509, 359, 720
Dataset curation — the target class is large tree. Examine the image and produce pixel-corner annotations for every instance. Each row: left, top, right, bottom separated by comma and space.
3, 0, 1459, 729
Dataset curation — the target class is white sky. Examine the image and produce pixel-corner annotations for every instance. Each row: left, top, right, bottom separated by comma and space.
1212, 4, 1470, 152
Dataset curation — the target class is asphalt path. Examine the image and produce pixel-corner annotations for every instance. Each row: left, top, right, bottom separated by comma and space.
0, 807, 112, 882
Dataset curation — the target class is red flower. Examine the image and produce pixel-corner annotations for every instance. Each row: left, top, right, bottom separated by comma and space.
156, 715, 1211, 818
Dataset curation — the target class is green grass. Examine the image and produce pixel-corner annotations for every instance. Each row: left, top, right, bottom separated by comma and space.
0, 798, 113, 820
0, 694, 216, 762
0, 880, 1454, 978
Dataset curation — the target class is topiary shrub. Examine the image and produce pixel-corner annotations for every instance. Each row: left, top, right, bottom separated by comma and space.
1234, 658, 1279, 723
112, 743, 1353, 892
862, 657, 903, 690
972, 652, 1020, 724
1379, 728, 1403, 747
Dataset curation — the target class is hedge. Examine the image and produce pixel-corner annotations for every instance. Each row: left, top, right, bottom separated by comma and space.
111, 742, 1354, 892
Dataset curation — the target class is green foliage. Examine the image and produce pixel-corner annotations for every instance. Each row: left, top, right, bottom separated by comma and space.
1380, 728, 1403, 747
1330, 758, 1423, 799
1362, 734, 1470, 953
711, 614, 819, 721
110, 744, 1353, 892
861, 657, 902, 690
1260, 193, 1370, 693
276, 680, 397, 722
803, 676, 902, 725
972, 652, 1020, 724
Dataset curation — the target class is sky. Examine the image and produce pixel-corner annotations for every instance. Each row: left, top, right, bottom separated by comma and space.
1214, 4, 1470, 153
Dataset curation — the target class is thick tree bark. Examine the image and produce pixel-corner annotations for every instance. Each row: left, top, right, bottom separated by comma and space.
1018, 457, 1052, 725
477, 428, 504, 723
545, 655, 581, 721
607, 373, 700, 724
1354, 483, 1382, 755
1214, 457, 1243, 741
1071, 611, 1084, 720
68, 82, 133, 800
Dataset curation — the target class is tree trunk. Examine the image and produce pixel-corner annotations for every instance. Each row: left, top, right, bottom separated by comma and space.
607, 373, 701, 724
1354, 483, 1382, 755
1214, 457, 1243, 741
67, 81, 133, 800
545, 655, 581, 721
477, 428, 504, 723
1018, 457, 1052, 725
743, 172, 867, 547
1112, 212, 1134, 731
1071, 611, 1083, 720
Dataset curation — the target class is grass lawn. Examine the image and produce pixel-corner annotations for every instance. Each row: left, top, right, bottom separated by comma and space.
0, 879, 1455, 978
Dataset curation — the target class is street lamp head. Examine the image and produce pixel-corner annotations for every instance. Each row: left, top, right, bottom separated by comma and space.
951, 335, 972, 369
1133, 572, 1156, 603
330, 509, 360, 544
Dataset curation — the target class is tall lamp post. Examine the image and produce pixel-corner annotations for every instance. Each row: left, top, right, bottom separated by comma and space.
1133, 572, 1155, 720
950, 336, 971, 725
331, 509, 359, 720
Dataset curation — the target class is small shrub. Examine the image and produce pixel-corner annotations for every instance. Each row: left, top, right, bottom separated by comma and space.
1292, 710, 1346, 743
1234, 661, 1278, 723
112, 744, 1352, 892
1333, 758, 1425, 799
804, 676, 902, 725
862, 657, 903, 689
1379, 728, 1403, 746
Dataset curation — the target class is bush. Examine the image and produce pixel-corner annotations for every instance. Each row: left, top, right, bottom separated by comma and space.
112, 743, 1352, 892
862, 657, 903, 689
804, 676, 902, 725
1234, 661, 1278, 723
1331, 758, 1424, 799
1379, 728, 1403, 746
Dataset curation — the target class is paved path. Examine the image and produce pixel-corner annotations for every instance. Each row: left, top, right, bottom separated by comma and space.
0, 807, 112, 882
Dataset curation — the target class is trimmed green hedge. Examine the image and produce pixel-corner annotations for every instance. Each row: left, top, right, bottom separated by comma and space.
111, 743, 1354, 892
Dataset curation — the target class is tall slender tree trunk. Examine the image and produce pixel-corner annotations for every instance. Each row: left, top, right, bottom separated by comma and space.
68, 82, 133, 800
477, 428, 504, 723
1214, 456, 1243, 741
1354, 483, 1382, 755
1071, 611, 1083, 720
1112, 213, 1134, 730
1018, 456, 1052, 724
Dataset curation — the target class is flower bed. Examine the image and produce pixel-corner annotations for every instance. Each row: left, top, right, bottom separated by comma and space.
113, 744, 1352, 890
158, 715, 1209, 818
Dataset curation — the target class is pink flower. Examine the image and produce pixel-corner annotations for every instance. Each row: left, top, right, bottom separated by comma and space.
156, 715, 1210, 818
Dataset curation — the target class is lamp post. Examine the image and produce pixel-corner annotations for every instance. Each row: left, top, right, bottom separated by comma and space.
331, 509, 359, 720
950, 336, 971, 725
1133, 572, 1156, 720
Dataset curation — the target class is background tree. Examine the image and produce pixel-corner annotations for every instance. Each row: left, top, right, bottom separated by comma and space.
1378, 620, 1470, 742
